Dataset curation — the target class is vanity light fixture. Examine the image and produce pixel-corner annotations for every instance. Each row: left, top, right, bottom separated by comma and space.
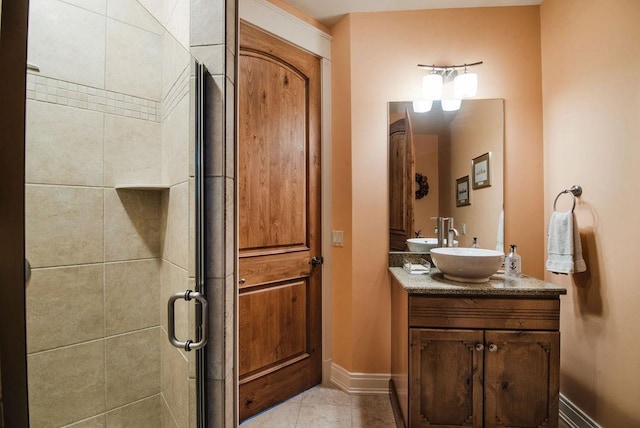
454, 66, 478, 98
415, 61, 483, 112
441, 99, 462, 111
422, 73, 443, 100
413, 99, 433, 113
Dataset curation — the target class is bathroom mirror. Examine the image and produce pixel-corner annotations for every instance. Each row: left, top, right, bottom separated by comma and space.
388, 99, 504, 252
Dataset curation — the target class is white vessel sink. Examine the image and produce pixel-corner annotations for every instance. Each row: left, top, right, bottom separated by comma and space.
406, 238, 458, 252
406, 238, 438, 252
430, 247, 504, 283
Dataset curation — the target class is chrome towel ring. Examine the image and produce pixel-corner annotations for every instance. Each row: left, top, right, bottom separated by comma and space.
553, 185, 583, 212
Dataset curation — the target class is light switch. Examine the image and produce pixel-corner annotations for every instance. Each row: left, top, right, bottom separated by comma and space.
461, 223, 466, 235
332, 230, 344, 247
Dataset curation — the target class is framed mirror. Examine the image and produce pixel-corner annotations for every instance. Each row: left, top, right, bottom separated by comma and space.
388, 99, 504, 252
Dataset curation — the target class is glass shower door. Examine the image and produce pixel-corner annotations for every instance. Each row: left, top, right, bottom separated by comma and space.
24, 0, 206, 426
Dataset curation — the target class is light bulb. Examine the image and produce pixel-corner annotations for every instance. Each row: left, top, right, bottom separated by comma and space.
441, 99, 462, 111
423, 74, 443, 100
454, 72, 477, 98
413, 99, 433, 113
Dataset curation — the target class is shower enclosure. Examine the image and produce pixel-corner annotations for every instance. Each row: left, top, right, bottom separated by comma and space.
23, 0, 207, 426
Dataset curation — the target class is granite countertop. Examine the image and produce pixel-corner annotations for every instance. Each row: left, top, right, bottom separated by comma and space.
389, 267, 567, 297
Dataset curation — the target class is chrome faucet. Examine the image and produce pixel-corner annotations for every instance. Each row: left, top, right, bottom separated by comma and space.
431, 216, 460, 247
431, 216, 446, 248
447, 217, 459, 247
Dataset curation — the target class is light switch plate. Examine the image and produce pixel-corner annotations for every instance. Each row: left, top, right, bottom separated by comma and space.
332, 230, 344, 247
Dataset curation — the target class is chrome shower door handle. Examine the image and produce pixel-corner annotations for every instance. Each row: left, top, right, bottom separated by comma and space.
167, 290, 208, 352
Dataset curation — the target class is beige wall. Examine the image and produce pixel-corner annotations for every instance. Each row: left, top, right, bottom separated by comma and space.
332, 6, 544, 373
446, 99, 504, 249
413, 134, 439, 237
541, 0, 640, 425
331, 15, 355, 369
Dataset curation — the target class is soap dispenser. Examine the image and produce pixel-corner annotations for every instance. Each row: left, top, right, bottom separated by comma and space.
470, 237, 478, 248
505, 244, 522, 277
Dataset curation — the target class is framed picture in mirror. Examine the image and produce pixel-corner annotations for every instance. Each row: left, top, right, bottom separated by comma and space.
472, 152, 492, 189
456, 175, 470, 207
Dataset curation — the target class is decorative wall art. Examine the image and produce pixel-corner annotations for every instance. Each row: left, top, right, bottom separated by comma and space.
415, 173, 429, 199
472, 152, 492, 189
456, 175, 471, 207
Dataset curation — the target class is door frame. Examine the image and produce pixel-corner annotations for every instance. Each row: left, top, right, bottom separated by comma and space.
238, 0, 333, 383
0, 0, 31, 426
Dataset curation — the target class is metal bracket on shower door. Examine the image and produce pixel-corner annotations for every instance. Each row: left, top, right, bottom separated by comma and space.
167, 290, 208, 352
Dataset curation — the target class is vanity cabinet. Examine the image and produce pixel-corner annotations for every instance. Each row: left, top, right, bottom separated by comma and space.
390, 273, 563, 428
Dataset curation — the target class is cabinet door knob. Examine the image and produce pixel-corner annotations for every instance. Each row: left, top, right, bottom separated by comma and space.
475, 343, 484, 351
488, 343, 498, 352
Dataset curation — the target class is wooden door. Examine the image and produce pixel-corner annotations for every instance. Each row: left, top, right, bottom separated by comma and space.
484, 331, 559, 428
410, 328, 484, 427
389, 110, 415, 251
238, 22, 322, 421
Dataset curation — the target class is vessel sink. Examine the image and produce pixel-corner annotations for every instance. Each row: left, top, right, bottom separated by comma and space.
430, 247, 504, 283
406, 238, 458, 252
406, 238, 438, 252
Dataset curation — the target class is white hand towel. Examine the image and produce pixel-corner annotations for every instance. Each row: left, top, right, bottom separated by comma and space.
545, 211, 587, 274
495, 209, 504, 252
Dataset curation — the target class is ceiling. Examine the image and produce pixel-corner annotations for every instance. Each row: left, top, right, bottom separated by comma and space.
279, 0, 542, 27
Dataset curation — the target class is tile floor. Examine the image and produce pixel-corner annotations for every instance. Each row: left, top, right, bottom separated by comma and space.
241, 383, 573, 428
240, 384, 395, 428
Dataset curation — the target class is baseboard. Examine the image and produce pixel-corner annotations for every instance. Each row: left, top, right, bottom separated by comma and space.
329, 363, 390, 395
322, 358, 333, 384
389, 379, 406, 428
559, 394, 602, 428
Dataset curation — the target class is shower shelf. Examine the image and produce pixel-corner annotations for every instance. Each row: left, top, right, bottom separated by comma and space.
115, 184, 170, 191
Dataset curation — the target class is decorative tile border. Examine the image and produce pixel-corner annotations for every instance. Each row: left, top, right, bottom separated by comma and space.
27, 72, 161, 122
161, 65, 190, 122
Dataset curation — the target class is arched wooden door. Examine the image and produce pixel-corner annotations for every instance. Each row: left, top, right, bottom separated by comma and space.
238, 22, 322, 421
389, 109, 415, 251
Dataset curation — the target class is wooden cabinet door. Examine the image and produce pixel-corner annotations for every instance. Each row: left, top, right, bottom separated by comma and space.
389, 111, 415, 251
484, 331, 560, 428
410, 329, 484, 427
238, 22, 322, 421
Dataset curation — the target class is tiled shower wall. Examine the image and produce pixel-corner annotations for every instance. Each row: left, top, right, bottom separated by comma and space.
24, 0, 194, 426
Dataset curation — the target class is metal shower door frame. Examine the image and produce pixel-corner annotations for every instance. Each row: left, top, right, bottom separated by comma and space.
194, 61, 208, 428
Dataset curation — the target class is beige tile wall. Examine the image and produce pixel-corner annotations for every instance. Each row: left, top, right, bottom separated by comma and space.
25, 101, 104, 186
28, 0, 106, 88
105, 19, 162, 100
27, 265, 104, 353
160, 82, 193, 428
105, 328, 161, 409
25, 0, 197, 426
104, 116, 163, 186
105, 260, 161, 336
107, 0, 164, 35
162, 91, 190, 186
161, 339, 190, 427
27, 341, 106, 427
105, 395, 162, 428
25, 185, 104, 268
